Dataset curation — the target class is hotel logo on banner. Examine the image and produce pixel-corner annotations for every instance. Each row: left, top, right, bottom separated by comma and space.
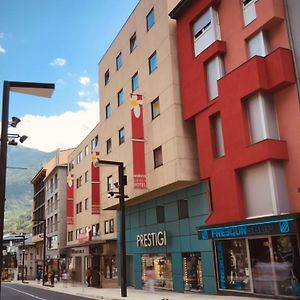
130, 93, 147, 189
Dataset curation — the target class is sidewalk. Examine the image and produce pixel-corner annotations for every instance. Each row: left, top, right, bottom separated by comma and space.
13, 280, 269, 300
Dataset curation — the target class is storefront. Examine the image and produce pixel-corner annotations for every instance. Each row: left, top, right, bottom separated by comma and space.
122, 183, 216, 294
198, 214, 300, 298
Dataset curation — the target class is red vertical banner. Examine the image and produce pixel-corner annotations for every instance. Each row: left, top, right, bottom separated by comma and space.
91, 151, 100, 214
66, 174, 74, 224
130, 94, 147, 189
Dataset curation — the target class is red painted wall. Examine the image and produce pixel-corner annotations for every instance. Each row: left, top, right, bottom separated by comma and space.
173, 0, 297, 224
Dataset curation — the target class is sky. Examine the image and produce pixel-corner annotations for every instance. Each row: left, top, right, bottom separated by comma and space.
0, 0, 139, 152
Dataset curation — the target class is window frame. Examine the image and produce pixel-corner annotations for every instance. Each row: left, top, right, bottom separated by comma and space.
130, 32, 137, 53
116, 52, 123, 71
146, 8, 155, 31
104, 69, 110, 85
117, 89, 124, 107
105, 103, 111, 119
119, 127, 125, 145
178, 199, 189, 219
107, 175, 113, 191
151, 97, 160, 119
148, 51, 158, 74
156, 205, 165, 223
131, 72, 139, 92
106, 138, 112, 154
153, 146, 163, 168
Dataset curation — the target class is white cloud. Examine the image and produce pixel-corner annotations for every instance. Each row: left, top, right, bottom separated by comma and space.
0, 45, 6, 54
13, 101, 99, 152
49, 58, 66, 67
78, 91, 89, 97
79, 76, 91, 86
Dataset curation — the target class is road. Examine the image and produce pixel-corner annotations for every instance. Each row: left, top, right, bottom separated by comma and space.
2, 283, 93, 300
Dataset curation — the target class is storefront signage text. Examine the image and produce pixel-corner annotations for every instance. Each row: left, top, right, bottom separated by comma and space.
198, 218, 295, 240
136, 231, 167, 247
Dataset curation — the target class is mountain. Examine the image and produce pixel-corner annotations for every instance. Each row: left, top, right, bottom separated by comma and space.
4, 146, 57, 234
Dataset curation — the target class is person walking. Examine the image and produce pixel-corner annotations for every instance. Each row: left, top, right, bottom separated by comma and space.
86, 267, 92, 287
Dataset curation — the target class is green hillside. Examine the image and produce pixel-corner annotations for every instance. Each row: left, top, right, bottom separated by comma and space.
4, 146, 57, 234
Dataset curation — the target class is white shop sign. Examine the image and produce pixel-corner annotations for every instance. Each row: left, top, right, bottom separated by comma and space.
136, 231, 167, 248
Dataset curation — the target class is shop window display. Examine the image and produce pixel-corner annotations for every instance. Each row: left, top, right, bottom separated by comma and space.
141, 254, 173, 289
272, 235, 300, 297
216, 239, 250, 291
182, 253, 203, 291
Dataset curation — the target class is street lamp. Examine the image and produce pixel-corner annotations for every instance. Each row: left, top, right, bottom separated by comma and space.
15, 234, 26, 283
0, 81, 54, 297
96, 159, 127, 298
32, 219, 46, 286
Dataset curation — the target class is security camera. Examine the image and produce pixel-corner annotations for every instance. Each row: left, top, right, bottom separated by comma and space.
107, 191, 114, 198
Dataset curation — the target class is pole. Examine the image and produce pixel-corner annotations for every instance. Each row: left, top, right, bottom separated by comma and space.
119, 163, 127, 297
0, 81, 10, 298
97, 159, 127, 297
22, 236, 25, 283
43, 220, 46, 286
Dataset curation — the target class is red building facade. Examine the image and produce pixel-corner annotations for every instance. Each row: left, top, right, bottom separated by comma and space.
171, 0, 300, 297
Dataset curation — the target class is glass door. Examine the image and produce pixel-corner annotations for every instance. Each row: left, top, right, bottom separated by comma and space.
248, 237, 276, 295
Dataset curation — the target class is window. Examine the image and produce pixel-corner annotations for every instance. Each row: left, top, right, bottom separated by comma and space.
84, 198, 88, 210
84, 170, 89, 183
193, 7, 220, 56
146, 8, 155, 31
104, 219, 114, 234
119, 127, 125, 145
151, 97, 160, 119
246, 93, 279, 144
69, 160, 74, 171
54, 193, 58, 210
240, 161, 289, 218
91, 135, 98, 151
116, 52, 122, 70
242, 0, 256, 26
178, 199, 189, 219
104, 69, 110, 85
156, 206, 165, 223
105, 221, 110, 234
206, 56, 224, 100
153, 146, 163, 168
109, 219, 114, 233
130, 32, 137, 52
131, 72, 139, 92
76, 176, 82, 188
76, 202, 82, 214
92, 223, 100, 236
67, 231, 73, 242
106, 138, 112, 154
84, 145, 89, 156
54, 173, 58, 189
210, 113, 225, 158
148, 51, 157, 74
247, 31, 268, 58
54, 214, 58, 231
107, 175, 113, 191
117, 89, 124, 106
106, 103, 111, 119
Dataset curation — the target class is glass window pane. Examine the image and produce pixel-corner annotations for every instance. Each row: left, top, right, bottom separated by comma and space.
146, 8, 155, 31
151, 97, 160, 119
116, 52, 122, 70
216, 239, 250, 291
118, 89, 124, 106
149, 51, 157, 74
132, 72, 139, 91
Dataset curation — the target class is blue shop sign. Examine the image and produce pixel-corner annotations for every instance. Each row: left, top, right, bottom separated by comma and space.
198, 218, 296, 240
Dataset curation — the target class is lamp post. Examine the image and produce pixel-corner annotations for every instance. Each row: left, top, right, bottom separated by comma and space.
96, 159, 127, 297
32, 219, 46, 286
15, 234, 26, 283
0, 81, 54, 297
